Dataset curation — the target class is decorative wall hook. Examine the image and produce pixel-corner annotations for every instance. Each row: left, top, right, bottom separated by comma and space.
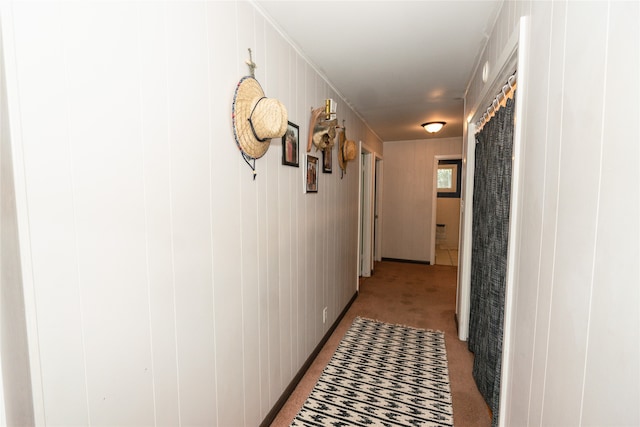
325, 98, 336, 120
245, 48, 257, 77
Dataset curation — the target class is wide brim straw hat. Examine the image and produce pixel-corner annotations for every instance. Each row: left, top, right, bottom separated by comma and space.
338, 128, 357, 171
232, 76, 288, 160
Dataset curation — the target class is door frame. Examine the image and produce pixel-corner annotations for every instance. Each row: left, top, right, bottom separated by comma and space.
457, 16, 530, 427
358, 142, 382, 278
359, 148, 374, 277
430, 154, 463, 265
457, 15, 522, 341
374, 158, 383, 262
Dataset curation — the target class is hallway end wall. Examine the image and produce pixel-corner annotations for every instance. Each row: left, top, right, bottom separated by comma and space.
381, 137, 462, 263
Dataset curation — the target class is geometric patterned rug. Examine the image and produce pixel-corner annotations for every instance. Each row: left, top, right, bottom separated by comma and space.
290, 317, 454, 426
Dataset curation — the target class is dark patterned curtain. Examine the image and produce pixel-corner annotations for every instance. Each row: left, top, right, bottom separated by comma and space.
468, 95, 516, 427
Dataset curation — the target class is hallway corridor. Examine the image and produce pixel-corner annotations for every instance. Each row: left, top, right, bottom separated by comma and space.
271, 261, 491, 426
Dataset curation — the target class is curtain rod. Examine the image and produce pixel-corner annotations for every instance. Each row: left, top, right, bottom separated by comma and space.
475, 71, 517, 135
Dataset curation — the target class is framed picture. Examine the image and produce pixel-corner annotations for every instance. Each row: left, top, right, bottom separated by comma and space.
306, 155, 318, 193
322, 147, 332, 173
282, 121, 299, 167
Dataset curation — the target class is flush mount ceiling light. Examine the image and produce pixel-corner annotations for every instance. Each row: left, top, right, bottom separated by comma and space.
421, 121, 446, 133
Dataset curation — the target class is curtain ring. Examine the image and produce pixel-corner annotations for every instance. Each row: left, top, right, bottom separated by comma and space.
498, 87, 509, 106
490, 99, 499, 116
508, 74, 516, 90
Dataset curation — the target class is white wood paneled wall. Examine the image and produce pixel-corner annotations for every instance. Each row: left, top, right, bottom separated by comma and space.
0, 34, 34, 425
0, 2, 377, 425
381, 137, 462, 262
464, 1, 639, 425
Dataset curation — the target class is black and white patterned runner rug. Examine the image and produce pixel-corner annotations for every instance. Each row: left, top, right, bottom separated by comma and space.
291, 317, 454, 426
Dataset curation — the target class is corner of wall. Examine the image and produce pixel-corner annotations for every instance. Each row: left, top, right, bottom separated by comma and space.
0, 13, 35, 426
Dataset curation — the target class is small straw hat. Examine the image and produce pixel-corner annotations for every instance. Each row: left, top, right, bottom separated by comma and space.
338, 127, 357, 172
232, 76, 288, 162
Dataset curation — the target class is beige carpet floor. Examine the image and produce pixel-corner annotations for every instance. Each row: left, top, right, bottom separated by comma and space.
270, 261, 491, 427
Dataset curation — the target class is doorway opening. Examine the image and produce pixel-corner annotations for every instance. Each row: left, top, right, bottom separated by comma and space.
359, 146, 382, 278
431, 155, 462, 266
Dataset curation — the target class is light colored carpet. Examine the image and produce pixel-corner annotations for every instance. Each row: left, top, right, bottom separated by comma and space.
270, 261, 491, 427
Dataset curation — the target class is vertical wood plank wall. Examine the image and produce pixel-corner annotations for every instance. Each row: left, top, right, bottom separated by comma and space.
0, 28, 34, 424
464, 1, 639, 425
0, 2, 380, 425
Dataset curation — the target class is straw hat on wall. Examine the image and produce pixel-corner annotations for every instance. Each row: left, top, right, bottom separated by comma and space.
338, 126, 357, 173
232, 76, 287, 175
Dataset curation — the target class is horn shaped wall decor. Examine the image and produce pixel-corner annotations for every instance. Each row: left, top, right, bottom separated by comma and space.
307, 99, 338, 152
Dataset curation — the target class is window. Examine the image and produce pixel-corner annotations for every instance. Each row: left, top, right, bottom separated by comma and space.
437, 159, 462, 198
438, 168, 454, 190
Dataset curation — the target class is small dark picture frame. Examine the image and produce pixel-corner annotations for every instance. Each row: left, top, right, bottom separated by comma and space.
322, 147, 332, 173
306, 155, 318, 193
282, 121, 299, 167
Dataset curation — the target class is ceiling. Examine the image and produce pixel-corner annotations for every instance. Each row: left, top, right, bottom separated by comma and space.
254, 0, 502, 141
